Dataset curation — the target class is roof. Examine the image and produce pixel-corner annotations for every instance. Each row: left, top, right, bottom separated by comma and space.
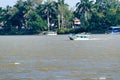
110, 26, 120, 28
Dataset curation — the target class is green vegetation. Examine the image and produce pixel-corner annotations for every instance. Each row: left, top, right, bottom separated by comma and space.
0, 0, 120, 35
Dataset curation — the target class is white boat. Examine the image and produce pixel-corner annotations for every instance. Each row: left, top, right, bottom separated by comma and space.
43, 31, 57, 35
68, 34, 90, 40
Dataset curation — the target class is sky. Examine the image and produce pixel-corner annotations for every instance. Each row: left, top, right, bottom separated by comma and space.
0, 0, 79, 8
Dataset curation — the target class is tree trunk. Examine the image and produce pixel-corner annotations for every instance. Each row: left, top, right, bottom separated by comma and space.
47, 14, 50, 31
58, 15, 60, 29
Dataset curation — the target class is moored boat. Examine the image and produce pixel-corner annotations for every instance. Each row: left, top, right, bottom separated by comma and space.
41, 31, 57, 35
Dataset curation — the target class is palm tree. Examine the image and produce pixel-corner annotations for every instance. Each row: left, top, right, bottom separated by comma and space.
37, 1, 57, 31
75, 0, 93, 27
57, 0, 68, 29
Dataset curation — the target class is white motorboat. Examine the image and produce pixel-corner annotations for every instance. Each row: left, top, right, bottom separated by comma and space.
68, 34, 90, 40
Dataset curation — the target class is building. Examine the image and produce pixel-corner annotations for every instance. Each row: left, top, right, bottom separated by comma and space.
73, 18, 81, 28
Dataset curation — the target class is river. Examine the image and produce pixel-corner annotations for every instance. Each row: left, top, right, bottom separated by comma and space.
0, 34, 120, 80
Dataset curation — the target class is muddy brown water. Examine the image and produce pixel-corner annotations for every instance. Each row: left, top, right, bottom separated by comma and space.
0, 34, 119, 80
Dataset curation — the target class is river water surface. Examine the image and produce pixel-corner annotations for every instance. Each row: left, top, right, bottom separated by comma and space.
0, 34, 120, 80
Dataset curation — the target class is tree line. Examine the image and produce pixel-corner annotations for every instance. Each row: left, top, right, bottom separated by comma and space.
0, 0, 120, 35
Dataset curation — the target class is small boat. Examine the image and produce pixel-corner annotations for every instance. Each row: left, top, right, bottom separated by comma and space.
68, 34, 90, 40
41, 31, 57, 35
45, 31, 57, 35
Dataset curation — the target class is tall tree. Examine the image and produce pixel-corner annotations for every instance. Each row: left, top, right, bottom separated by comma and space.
57, 0, 68, 28
1, 6, 15, 32
88, 0, 120, 33
75, 0, 93, 27
0, 7, 3, 24
12, 0, 34, 31
37, 1, 57, 31
27, 12, 46, 32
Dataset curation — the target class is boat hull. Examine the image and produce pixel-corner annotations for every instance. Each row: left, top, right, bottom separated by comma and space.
68, 34, 90, 40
